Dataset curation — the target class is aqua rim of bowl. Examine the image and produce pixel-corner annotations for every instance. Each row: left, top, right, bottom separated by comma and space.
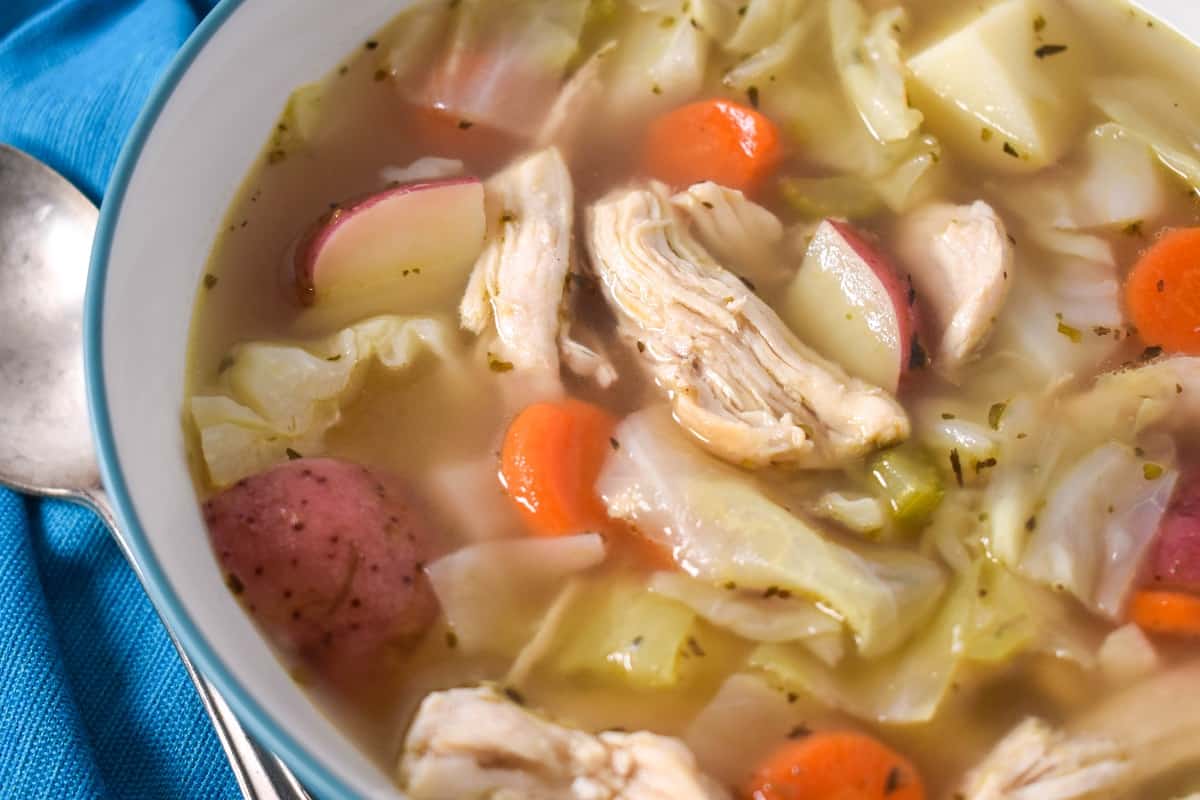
83, 1, 356, 798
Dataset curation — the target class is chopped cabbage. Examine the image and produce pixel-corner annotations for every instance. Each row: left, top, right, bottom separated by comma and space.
1094, 77, 1200, 189
726, 0, 808, 54
722, 16, 814, 92
648, 572, 844, 665
829, 0, 922, 144
425, 534, 606, 657
634, 0, 741, 43
1018, 441, 1179, 619
1067, 357, 1200, 440
812, 491, 887, 537
190, 316, 458, 488
598, 409, 946, 657
523, 575, 704, 690
411, 0, 590, 137
598, 10, 709, 123
380, 157, 464, 185
685, 674, 844, 789
1072, 124, 1167, 228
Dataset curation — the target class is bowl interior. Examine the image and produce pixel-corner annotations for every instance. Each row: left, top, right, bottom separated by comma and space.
88, 1, 1200, 798
89, 0, 415, 797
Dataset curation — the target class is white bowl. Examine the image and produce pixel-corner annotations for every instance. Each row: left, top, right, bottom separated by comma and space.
83, 1, 1200, 797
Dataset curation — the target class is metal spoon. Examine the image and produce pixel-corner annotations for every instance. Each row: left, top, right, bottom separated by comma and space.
0, 143, 311, 800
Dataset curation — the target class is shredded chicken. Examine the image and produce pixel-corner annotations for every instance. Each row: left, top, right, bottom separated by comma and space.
399, 686, 730, 800
896, 200, 1014, 378
962, 718, 1131, 800
669, 182, 786, 286
585, 182, 909, 468
460, 148, 616, 393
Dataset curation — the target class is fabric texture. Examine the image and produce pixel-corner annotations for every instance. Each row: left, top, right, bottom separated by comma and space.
0, 1, 240, 797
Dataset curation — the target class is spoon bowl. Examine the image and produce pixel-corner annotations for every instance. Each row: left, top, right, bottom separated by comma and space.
0, 144, 99, 498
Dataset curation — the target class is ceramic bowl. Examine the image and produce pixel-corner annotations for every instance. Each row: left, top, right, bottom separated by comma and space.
83, 1, 1200, 797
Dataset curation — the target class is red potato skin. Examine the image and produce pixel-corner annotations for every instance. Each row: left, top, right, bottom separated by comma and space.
203, 458, 439, 683
826, 219, 925, 379
1148, 467, 1200, 592
291, 177, 481, 307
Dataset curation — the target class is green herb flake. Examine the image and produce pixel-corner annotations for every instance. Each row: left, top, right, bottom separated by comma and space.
457, 120, 474, 130
1142, 345, 1164, 360
747, 85, 760, 108
203, 273, 219, 290
267, 149, 287, 165
1123, 219, 1145, 237
373, 69, 388, 82
445, 631, 459, 648
980, 127, 994, 142
659, 15, 676, 28
1056, 318, 1083, 343
1035, 44, 1068, 58
787, 724, 812, 739
941, 412, 956, 420
285, 447, 303, 461
217, 355, 235, 374
226, 573, 245, 595
503, 686, 526, 705
1002, 141, 1021, 158
651, 83, 663, 95
487, 354, 515, 373
364, 40, 379, 50
1033, 14, 1047, 32
988, 402, 1008, 430
1144, 463, 1165, 480
610, 437, 620, 451
949, 448, 965, 487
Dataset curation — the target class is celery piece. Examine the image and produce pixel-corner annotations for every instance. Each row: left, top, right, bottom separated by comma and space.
867, 445, 945, 526
779, 174, 883, 220
545, 575, 698, 690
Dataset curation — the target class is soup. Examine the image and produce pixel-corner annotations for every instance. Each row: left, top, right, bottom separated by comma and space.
185, 0, 1200, 796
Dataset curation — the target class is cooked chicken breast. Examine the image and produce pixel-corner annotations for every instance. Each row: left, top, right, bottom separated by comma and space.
961, 718, 1130, 800
585, 182, 909, 468
669, 181, 785, 287
399, 686, 730, 800
460, 148, 616, 393
896, 200, 1014, 377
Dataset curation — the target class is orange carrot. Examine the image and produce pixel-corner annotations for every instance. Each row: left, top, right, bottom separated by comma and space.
1129, 589, 1200, 636
642, 99, 783, 195
500, 400, 618, 538
744, 732, 926, 800
1125, 226, 1200, 354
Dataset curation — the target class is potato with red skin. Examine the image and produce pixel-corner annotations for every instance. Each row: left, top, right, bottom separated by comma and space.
203, 458, 439, 682
1148, 467, 1200, 592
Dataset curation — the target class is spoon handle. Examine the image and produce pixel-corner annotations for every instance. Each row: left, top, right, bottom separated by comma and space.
82, 488, 312, 800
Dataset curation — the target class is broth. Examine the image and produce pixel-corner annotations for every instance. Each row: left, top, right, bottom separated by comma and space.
186, 1, 1200, 796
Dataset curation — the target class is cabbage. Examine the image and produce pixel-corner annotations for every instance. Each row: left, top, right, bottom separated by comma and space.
425, 534, 606, 657
190, 316, 458, 488
598, 409, 947, 657
685, 674, 844, 789
1018, 441, 1179, 619
598, 9, 709, 123
648, 571, 845, 665
812, 491, 886, 537
380, 157, 464, 185
726, 0, 808, 54
829, 0, 923, 144
1093, 77, 1200, 189
1067, 357, 1200, 440
634, 0, 741, 43
411, 0, 590, 137
1072, 124, 1167, 228
722, 15, 815, 92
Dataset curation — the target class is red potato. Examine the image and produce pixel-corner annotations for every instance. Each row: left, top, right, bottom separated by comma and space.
783, 219, 920, 392
1147, 467, 1200, 592
203, 458, 439, 683
293, 177, 486, 332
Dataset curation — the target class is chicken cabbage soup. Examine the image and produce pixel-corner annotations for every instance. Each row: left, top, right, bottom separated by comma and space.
185, 0, 1200, 796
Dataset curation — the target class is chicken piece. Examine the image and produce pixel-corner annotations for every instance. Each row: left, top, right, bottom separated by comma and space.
670, 182, 786, 287
961, 718, 1130, 800
460, 148, 616, 395
399, 686, 730, 800
896, 200, 1014, 377
585, 182, 909, 469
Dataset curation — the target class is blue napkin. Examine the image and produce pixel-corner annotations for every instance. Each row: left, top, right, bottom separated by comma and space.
0, 1, 240, 797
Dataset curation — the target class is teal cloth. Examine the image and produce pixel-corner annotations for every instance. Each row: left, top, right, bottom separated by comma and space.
0, 1, 240, 797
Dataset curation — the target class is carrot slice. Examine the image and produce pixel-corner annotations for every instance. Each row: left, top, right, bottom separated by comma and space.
500, 400, 618, 538
1125, 227, 1200, 354
744, 732, 926, 800
642, 99, 783, 195
1129, 590, 1200, 636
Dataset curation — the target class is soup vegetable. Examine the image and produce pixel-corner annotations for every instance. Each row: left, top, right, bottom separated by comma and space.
185, 0, 1200, 796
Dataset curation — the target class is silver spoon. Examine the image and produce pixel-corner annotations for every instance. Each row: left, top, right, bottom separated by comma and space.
0, 143, 312, 800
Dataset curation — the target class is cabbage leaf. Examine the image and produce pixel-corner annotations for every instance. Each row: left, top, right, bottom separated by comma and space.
830, 0, 923, 144
1093, 77, 1200, 189
426, 534, 607, 657
1018, 441, 1179, 618
598, 409, 946, 657
190, 316, 458, 488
